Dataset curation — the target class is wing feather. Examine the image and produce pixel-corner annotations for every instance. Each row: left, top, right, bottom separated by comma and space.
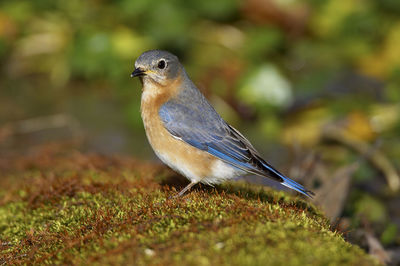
159, 98, 283, 182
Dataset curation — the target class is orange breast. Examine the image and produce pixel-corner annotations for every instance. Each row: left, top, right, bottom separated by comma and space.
140, 80, 216, 183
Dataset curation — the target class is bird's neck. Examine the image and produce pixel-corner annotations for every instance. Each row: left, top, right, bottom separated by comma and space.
140, 69, 193, 107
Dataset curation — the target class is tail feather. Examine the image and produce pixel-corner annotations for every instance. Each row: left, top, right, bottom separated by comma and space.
259, 160, 314, 198
280, 176, 314, 198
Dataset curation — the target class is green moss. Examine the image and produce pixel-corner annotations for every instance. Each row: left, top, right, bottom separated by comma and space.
0, 154, 378, 265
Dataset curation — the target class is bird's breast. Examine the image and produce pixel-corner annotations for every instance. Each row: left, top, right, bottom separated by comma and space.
140, 85, 219, 183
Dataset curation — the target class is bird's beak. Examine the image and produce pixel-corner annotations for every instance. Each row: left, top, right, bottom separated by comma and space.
131, 67, 146, 78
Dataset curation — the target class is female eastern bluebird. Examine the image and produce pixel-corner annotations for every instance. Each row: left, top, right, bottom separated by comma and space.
131, 50, 314, 198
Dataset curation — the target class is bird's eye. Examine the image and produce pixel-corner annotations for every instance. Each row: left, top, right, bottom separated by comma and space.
158, 60, 166, 69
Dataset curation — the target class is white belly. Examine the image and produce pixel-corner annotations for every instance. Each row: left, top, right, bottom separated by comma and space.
203, 159, 245, 185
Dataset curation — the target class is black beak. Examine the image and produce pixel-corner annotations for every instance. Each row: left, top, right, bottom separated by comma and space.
131, 68, 146, 78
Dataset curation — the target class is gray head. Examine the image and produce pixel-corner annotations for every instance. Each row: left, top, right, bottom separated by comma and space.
131, 50, 182, 86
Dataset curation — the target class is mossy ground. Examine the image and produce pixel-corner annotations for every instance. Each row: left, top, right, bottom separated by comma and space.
0, 147, 378, 265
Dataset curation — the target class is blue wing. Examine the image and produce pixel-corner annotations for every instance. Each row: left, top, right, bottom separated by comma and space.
159, 87, 314, 197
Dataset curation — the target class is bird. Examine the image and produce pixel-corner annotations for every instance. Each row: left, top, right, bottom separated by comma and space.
131, 50, 314, 198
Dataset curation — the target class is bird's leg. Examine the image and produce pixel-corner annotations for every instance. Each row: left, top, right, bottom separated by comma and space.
175, 181, 198, 198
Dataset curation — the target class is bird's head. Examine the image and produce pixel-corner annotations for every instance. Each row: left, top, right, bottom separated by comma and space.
131, 50, 182, 87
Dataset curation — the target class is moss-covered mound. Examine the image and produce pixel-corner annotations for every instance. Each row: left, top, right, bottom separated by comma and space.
0, 150, 378, 265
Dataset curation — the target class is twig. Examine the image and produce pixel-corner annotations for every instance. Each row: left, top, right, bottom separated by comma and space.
322, 125, 400, 192
0, 113, 82, 142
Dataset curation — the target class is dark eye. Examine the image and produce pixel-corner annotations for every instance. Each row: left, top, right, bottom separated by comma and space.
158, 60, 166, 69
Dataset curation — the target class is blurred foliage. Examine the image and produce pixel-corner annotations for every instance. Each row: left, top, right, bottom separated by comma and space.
1, 0, 400, 261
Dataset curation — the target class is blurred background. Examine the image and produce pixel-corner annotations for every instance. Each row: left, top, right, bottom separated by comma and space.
0, 0, 400, 263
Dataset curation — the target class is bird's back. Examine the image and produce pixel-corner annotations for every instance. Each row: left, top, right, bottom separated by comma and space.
160, 77, 226, 135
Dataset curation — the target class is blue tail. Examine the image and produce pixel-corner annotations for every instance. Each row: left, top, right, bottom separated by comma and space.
260, 161, 314, 198
280, 176, 314, 198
